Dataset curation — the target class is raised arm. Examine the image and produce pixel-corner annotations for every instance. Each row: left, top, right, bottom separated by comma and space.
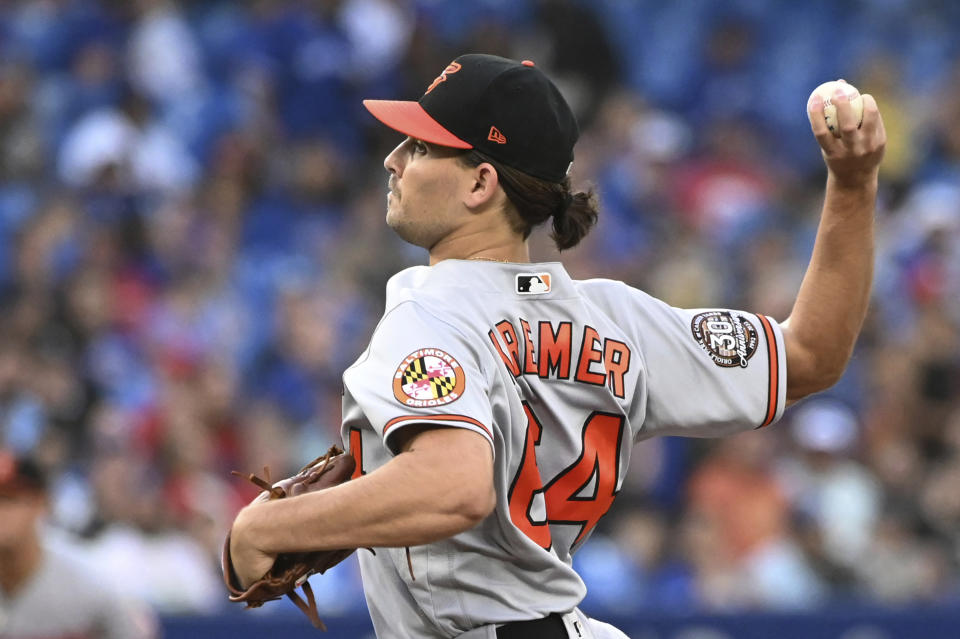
782, 87, 886, 401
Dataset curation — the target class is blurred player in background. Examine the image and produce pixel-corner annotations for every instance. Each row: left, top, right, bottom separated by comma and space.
0, 450, 158, 639
228, 54, 885, 638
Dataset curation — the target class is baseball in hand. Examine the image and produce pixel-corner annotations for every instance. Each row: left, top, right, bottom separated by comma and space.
808, 80, 864, 137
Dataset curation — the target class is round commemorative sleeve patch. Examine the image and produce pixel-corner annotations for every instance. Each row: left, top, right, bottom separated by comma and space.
691, 311, 759, 368
393, 348, 467, 407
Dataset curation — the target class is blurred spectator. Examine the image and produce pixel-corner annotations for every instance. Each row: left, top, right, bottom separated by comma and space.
82, 447, 224, 613
338, 0, 415, 83
777, 400, 881, 587
856, 55, 920, 188
58, 87, 198, 193
0, 62, 45, 183
0, 450, 158, 638
530, 0, 620, 126
687, 434, 825, 609
127, 0, 204, 107
855, 508, 954, 603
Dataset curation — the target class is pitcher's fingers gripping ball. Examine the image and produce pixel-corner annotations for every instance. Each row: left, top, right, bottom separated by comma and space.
808, 79, 864, 137
221, 446, 358, 631
807, 80, 886, 181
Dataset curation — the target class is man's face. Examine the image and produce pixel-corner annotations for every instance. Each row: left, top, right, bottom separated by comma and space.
383, 138, 470, 249
0, 491, 43, 550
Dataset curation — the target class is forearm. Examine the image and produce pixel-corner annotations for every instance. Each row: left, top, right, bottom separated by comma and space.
234, 429, 494, 553
783, 173, 876, 398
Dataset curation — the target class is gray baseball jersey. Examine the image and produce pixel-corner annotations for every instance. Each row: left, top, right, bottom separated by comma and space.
340, 260, 786, 638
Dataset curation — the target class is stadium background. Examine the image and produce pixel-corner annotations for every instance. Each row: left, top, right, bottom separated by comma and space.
1, 0, 959, 637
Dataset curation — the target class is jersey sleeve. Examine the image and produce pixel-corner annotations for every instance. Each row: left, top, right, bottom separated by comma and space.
343, 301, 495, 455
625, 286, 787, 439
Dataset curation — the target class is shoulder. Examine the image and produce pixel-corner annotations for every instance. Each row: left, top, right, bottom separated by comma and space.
359, 300, 491, 379
385, 265, 432, 297
573, 277, 629, 295
573, 277, 665, 310
377, 298, 469, 339
383, 263, 497, 331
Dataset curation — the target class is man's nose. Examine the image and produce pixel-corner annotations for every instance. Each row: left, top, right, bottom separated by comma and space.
384, 142, 405, 177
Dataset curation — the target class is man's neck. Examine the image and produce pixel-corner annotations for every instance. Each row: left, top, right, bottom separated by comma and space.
428, 234, 530, 266
0, 535, 43, 596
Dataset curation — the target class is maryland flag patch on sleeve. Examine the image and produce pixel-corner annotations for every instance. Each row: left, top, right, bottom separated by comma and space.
393, 348, 466, 407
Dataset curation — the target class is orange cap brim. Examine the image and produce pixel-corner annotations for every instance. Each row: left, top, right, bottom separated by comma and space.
363, 100, 472, 149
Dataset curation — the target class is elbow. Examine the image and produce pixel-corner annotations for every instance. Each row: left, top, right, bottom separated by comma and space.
786, 350, 849, 401
472, 483, 497, 523
416, 455, 495, 533
422, 484, 493, 539
403, 427, 496, 534
809, 348, 851, 391
440, 440, 496, 528
819, 360, 848, 390
783, 321, 857, 402
451, 480, 496, 528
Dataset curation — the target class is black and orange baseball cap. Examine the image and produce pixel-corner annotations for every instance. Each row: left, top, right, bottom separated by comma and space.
363, 54, 579, 183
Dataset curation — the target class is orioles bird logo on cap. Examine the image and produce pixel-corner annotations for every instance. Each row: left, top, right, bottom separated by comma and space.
425, 61, 462, 94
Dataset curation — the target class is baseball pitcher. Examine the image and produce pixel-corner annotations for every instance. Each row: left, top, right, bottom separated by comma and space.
226, 54, 886, 638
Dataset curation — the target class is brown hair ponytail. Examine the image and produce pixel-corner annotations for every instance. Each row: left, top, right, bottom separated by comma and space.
550, 190, 598, 250
458, 150, 598, 251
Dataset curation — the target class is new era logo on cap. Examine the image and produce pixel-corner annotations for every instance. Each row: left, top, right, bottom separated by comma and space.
487, 126, 507, 144
516, 274, 551, 294
362, 54, 579, 183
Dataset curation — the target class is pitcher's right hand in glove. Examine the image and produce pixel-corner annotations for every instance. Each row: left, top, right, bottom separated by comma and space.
222, 446, 358, 630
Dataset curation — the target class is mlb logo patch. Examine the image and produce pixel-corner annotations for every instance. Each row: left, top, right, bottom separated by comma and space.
516, 273, 551, 294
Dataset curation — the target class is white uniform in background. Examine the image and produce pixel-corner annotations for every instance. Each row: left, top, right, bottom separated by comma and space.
0, 542, 158, 639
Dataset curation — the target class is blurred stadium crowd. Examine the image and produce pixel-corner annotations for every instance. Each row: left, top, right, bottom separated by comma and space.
1, 0, 960, 620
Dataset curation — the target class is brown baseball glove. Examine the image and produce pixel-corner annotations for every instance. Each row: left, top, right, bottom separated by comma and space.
222, 445, 358, 630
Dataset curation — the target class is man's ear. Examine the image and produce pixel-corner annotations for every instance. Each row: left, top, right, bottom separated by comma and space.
463, 162, 502, 211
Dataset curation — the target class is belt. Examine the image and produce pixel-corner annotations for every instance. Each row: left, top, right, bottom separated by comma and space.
496, 613, 567, 638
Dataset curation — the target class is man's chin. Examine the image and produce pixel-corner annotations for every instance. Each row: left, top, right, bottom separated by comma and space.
387, 217, 434, 250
